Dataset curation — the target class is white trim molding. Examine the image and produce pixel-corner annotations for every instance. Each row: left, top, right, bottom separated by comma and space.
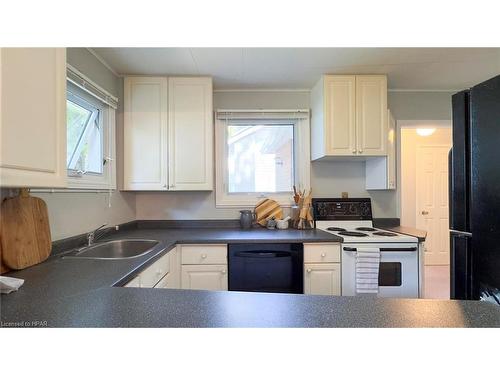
86, 48, 121, 77
215, 109, 311, 208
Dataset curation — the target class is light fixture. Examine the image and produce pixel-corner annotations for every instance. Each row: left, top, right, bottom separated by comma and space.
416, 128, 436, 137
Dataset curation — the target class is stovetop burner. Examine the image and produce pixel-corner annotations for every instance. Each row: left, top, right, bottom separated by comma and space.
355, 227, 377, 232
373, 231, 398, 237
338, 231, 369, 237
326, 227, 346, 232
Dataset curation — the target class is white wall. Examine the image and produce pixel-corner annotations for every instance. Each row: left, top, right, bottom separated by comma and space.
137, 90, 453, 220
34, 48, 136, 240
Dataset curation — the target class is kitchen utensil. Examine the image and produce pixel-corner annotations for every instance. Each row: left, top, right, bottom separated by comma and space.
254, 198, 283, 226
239, 210, 254, 229
1, 189, 52, 270
298, 189, 314, 229
293, 185, 300, 204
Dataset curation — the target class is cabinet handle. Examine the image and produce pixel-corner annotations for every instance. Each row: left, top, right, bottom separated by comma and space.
307, 268, 312, 273
201, 254, 207, 259
352, 149, 357, 154
321, 253, 326, 258
169, 184, 175, 188
358, 149, 363, 154
163, 184, 167, 188
221, 269, 226, 274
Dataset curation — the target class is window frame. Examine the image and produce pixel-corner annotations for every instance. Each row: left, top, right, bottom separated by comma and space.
66, 83, 116, 190
215, 111, 310, 207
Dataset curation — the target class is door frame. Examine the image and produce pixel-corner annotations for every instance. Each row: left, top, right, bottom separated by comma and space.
396, 120, 452, 221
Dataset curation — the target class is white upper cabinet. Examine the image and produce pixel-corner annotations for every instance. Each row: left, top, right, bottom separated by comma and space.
355, 75, 387, 156
168, 77, 213, 191
311, 74, 388, 160
123, 76, 213, 191
124, 76, 168, 190
0, 48, 67, 188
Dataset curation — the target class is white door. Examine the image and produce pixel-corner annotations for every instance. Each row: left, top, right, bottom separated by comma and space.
304, 263, 341, 296
123, 76, 168, 190
416, 145, 451, 265
355, 75, 387, 156
181, 264, 227, 291
0, 48, 67, 188
168, 77, 213, 191
324, 75, 357, 156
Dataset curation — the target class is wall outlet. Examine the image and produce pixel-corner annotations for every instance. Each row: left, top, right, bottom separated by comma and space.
341, 192, 348, 199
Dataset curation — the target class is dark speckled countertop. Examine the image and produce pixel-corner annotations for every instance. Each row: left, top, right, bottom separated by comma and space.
2, 226, 498, 328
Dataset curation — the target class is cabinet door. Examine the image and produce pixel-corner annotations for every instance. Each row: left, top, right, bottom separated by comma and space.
386, 109, 396, 189
355, 75, 387, 156
304, 263, 341, 296
0, 48, 67, 188
324, 75, 357, 156
154, 272, 172, 288
123, 76, 168, 190
168, 77, 213, 191
181, 264, 227, 291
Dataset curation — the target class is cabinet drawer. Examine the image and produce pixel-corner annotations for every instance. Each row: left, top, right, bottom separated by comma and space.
139, 251, 171, 287
304, 243, 341, 263
181, 244, 227, 265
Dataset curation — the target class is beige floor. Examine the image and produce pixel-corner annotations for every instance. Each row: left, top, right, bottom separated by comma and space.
423, 265, 450, 299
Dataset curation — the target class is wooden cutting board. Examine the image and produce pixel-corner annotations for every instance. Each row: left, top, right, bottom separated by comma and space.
254, 198, 283, 226
1, 189, 52, 270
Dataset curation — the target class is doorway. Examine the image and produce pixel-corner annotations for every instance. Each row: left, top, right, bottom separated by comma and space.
399, 122, 452, 299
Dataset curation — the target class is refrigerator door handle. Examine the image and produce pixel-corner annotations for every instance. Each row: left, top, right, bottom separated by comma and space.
450, 229, 472, 238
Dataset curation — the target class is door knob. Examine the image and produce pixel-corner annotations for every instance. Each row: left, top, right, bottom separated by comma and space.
421, 211, 429, 215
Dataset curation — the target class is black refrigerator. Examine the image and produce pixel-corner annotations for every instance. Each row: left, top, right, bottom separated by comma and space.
450, 74, 500, 305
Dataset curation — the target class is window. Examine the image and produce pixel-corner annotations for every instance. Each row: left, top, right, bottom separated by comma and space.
216, 110, 310, 207
66, 81, 116, 189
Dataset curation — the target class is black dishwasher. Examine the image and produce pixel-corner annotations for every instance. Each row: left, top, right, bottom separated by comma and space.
228, 243, 303, 294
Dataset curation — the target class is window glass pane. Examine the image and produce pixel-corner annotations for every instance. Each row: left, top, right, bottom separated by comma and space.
67, 100, 91, 163
66, 95, 103, 175
227, 124, 294, 193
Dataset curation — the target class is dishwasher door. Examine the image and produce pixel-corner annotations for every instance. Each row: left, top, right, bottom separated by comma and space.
228, 243, 303, 294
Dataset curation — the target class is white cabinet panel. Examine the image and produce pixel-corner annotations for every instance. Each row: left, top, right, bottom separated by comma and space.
356, 75, 387, 156
168, 77, 213, 190
154, 272, 172, 288
0, 48, 67, 187
366, 109, 396, 190
123, 76, 168, 190
181, 264, 228, 291
324, 75, 356, 156
304, 263, 341, 296
303, 243, 341, 263
181, 244, 227, 265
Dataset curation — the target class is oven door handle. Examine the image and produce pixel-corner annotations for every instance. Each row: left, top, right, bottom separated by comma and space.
343, 247, 417, 252
233, 250, 292, 258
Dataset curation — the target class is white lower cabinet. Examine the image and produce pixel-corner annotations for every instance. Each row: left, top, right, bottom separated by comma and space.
154, 272, 172, 288
304, 263, 341, 296
303, 243, 342, 296
181, 264, 228, 291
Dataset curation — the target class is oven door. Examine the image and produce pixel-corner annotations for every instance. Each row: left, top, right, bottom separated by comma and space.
342, 243, 419, 298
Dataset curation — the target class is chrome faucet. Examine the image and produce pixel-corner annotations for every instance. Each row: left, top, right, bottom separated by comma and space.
87, 224, 108, 246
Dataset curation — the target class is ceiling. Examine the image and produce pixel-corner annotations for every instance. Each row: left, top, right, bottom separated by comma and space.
92, 48, 500, 91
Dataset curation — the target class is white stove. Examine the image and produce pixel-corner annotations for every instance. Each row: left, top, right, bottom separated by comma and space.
315, 220, 418, 243
313, 198, 420, 298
